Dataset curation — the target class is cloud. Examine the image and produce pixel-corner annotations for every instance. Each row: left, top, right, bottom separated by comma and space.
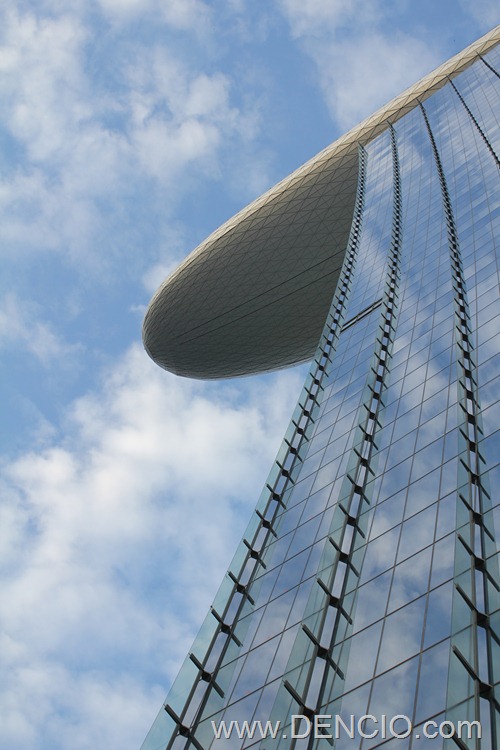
126, 51, 239, 181
0, 10, 90, 163
458, 0, 498, 28
97, 0, 212, 32
0, 293, 81, 366
277, 0, 444, 130
312, 31, 442, 131
0, 4, 265, 277
278, 0, 379, 38
0, 343, 304, 748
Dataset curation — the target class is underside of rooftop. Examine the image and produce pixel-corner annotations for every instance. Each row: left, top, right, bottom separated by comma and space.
142, 26, 500, 380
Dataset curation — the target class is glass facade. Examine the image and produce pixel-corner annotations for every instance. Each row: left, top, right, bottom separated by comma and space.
142, 47, 500, 750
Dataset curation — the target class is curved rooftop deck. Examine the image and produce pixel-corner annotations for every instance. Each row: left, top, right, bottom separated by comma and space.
142, 27, 499, 379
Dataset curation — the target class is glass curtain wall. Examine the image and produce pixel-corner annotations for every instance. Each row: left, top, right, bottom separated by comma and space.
141, 48, 500, 750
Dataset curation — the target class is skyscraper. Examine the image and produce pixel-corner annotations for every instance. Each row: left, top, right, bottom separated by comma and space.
141, 27, 500, 750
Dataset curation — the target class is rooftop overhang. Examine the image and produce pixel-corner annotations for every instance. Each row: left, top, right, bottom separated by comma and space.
142, 26, 500, 379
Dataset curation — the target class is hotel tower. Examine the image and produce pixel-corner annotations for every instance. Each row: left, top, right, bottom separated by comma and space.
141, 27, 500, 750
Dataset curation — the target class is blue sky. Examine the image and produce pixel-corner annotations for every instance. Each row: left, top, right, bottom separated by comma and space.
0, 2, 497, 748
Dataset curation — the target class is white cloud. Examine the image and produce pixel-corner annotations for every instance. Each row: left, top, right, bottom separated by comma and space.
125, 50, 242, 181
0, 343, 304, 748
0, 10, 90, 163
458, 0, 498, 28
0, 294, 80, 366
278, 0, 379, 38
277, 0, 443, 130
311, 31, 442, 131
0, 5, 264, 275
97, 0, 212, 33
